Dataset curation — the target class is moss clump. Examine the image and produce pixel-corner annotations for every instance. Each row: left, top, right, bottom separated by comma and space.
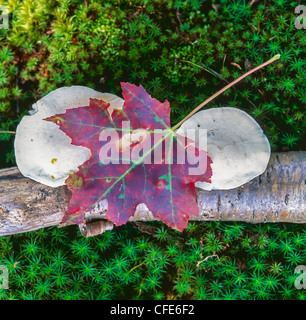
1, 222, 305, 300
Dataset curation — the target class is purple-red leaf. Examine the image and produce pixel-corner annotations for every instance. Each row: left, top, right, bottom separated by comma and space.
45, 83, 212, 231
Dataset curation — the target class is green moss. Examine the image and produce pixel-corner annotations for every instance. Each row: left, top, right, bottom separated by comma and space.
0, 222, 305, 300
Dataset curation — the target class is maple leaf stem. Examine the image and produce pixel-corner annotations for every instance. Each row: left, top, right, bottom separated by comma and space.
0, 131, 16, 134
172, 54, 281, 131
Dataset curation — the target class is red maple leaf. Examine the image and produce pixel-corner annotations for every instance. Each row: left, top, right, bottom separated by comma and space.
45, 83, 212, 231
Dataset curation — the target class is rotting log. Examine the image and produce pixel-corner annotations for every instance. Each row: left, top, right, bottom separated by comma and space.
0, 151, 305, 237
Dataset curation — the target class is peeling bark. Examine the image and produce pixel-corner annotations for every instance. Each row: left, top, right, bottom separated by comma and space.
0, 151, 305, 237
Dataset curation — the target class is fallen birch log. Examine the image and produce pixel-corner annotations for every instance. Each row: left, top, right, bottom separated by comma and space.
0, 151, 305, 237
